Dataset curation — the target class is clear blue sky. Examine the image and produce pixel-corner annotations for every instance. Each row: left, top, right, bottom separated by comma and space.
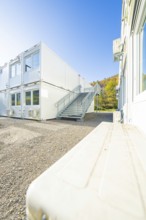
0, 0, 121, 82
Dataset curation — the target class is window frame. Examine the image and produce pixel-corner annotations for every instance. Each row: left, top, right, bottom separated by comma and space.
11, 92, 21, 106
11, 94, 15, 106
10, 62, 21, 78
25, 91, 31, 106
25, 89, 40, 106
138, 19, 146, 93
25, 55, 32, 72
16, 93, 21, 106
24, 51, 40, 73
142, 21, 146, 91
32, 90, 40, 105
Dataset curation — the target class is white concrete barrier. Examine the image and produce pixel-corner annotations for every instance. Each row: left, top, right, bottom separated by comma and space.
26, 122, 146, 220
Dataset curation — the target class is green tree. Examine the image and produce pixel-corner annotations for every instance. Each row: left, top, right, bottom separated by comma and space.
92, 75, 118, 110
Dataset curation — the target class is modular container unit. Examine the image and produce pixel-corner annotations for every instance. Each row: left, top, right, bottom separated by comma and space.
23, 83, 41, 120
9, 56, 22, 88
0, 64, 9, 91
113, 0, 146, 133
0, 90, 9, 116
23, 45, 41, 85
9, 87, 22, 118
0, 42, 95, 120
0, 64, 9, 116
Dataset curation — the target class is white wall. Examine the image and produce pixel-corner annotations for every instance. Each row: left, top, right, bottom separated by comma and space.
87, 100, 94, 113
41, 43, 90, 91
23, 70, 41, 85
0, 65, 9, 91
0, 91, 8, 116
131, 91, 146, 132
40, 82, 68, 120
118, 0, 146, 134
9, 75, 21, 88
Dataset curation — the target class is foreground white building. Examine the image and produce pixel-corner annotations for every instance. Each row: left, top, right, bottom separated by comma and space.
0, 42, 100, 120
113, 0, 146, 133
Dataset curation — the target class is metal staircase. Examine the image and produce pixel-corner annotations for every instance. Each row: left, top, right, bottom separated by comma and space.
56, 84, 100, 120
59, 92, 88, 119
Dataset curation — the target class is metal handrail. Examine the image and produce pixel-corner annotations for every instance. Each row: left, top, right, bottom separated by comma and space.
84, 87, 94, 93
56, 85, 81, 117
81, 84, 100, 117
82, 84, 98, 105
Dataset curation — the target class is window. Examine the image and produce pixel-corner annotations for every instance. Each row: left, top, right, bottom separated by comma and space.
10, 62, 21, 78
32, 52, 39, 69
25, 90, 40, 105
33, 90, 39, 105
142, 21, 146, 91
16, 93, 21, 106
11, 93, 21, 106
25, 51, 39, 72
11, 94, 15, 106
25, 91, 31, 105
11, 65, 16, 78
25, 56, 32, 72
16, 63, 21, 76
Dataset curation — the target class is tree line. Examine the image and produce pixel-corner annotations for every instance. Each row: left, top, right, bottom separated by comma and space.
91, 75, 118, 110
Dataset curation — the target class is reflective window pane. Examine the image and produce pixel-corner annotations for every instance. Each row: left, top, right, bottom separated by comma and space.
25, 56, 32, 72
16, 93, 21, 105
10, 65, 15, 78
16, 63, 21, 75
32, 52, 39, 69
25, 91, 31, 105
33, 90, 39, 105
142, 22, 146, 91
11, 94, 15, 106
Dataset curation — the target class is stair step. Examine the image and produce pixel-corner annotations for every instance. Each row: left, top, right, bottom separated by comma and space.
58, 91, 95, 119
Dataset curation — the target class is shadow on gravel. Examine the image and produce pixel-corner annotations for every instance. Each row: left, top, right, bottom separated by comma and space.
55, 112, 113, 128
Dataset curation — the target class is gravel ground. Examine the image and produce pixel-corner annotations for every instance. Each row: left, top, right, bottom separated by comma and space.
0, 113, 113, 220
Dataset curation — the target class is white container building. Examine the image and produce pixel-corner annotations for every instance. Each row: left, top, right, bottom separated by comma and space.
0, 42, 100, 120
113, 0, 146, 133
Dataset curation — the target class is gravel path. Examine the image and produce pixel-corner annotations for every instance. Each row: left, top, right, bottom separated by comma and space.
0, 113, 113, 220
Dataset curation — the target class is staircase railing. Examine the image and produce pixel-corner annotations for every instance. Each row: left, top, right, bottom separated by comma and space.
81, 83, 100, 118
56, 85, 81, 117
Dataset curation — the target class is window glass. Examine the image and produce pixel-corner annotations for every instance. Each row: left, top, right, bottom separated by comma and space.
25, 56, 32, 72
10, 65, 16, 78
16, 63, 21, 75
142, 22, 146, 91
25, 51, 40, 72
25, 91, 31, 105
11, 94, 15, 106
33, 90, 39, 105
16, 93, 21, 105
32, 52, 39, 69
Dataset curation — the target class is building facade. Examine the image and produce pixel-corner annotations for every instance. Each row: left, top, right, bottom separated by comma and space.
0, 42, 98, 120
113, 0, 146, 133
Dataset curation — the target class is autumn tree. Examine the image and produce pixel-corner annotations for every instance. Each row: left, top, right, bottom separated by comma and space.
93, 75, 118, 110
